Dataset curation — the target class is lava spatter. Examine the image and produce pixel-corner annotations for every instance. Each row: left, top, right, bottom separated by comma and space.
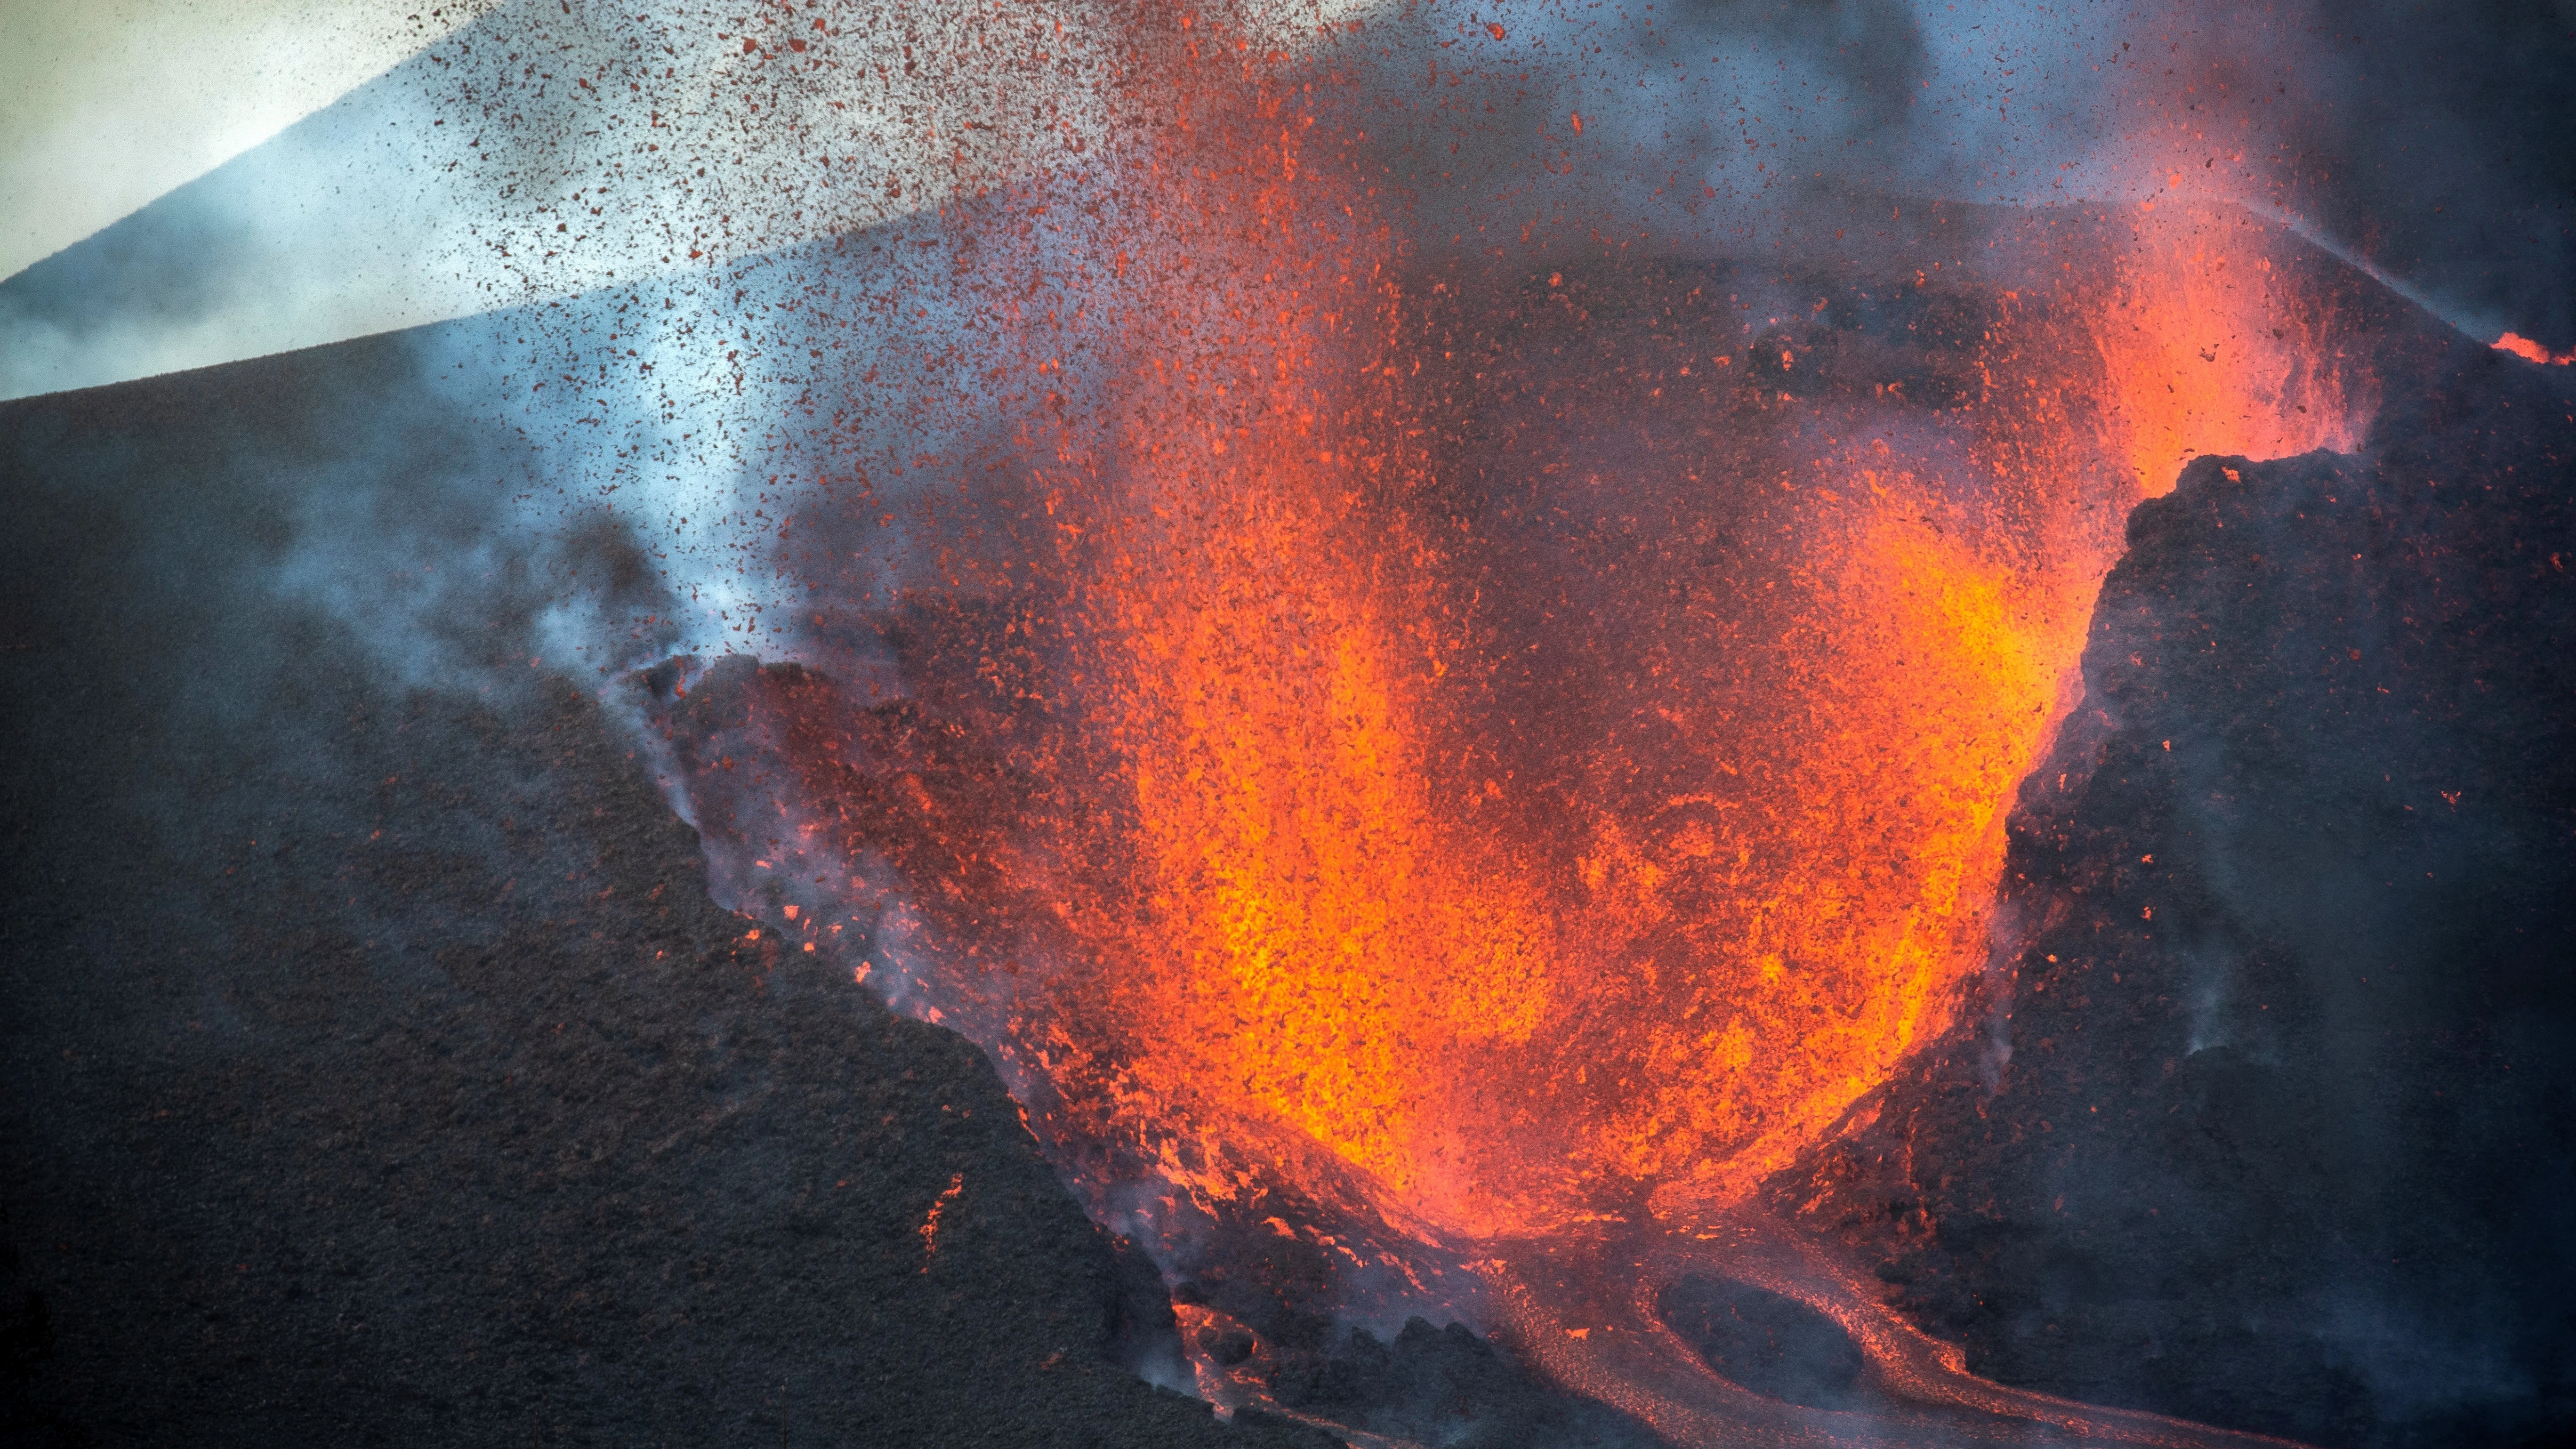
628, 2, 2387, 1435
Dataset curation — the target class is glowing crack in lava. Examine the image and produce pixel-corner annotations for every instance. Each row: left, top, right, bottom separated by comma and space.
640, 1, 2374, 1433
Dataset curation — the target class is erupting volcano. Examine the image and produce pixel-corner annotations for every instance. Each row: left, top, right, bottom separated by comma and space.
7, 2, 2573, 1446
628, 3, 2401, 1435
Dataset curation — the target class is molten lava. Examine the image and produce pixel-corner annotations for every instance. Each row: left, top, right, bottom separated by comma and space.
2496, 331, 2576, 366
718, 4, 2376, 1238
653, 0, 2383, 1428
2091, 206, 2375, 496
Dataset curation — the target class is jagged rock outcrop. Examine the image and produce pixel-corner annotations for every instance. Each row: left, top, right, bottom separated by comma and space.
1774, 345, 2576, 1447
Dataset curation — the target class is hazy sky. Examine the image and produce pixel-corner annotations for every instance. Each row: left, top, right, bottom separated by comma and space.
2, 0, 2558, 401
0, 0, 495, 281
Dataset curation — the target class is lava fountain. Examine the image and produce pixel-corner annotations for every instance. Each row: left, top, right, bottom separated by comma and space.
637, 2, 2382, 1438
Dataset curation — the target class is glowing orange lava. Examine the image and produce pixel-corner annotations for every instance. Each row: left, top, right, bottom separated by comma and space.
2091, 205, 2375, 495
2496, 331, 2576, 366
759, 4, 2376, 1262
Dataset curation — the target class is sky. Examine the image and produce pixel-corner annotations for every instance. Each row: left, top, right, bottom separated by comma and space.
0, 0, 501, 282
2, 0, 2564, 402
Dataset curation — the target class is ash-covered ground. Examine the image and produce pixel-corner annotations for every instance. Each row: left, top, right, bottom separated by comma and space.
0, 341, 1339, 1449
1777, 338, 2576, 1446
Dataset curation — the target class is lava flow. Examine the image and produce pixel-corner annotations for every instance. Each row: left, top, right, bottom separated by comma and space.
641, 3, 2383, 1439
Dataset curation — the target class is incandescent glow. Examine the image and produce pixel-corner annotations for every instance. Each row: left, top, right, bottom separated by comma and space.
2094, 208, 2374, 495
600, 13, 2393, 1437
2496, 331, 2576, 366
687, 4, 2378, 1260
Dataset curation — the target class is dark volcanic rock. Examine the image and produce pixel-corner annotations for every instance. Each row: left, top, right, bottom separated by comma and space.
1271, 1315, 1655, 1449
0, 343, 1329, 1449
1655, 1277, 1871, 1412
1773, 344, 2576, 1448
